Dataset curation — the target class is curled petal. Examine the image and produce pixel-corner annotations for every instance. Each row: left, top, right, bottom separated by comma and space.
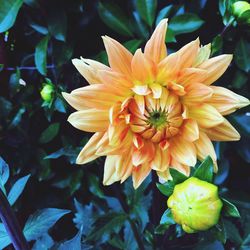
132, 141, 155, 166
103, 155, 121, 185
205, 119, 240, 141
144, 19, 168, 63
102, 36, 133, 76
177, 68, 207, 87
76, 132, 105, 164
177, 38, 200, 69
72, 58, 109, 84
170, 136, 197, 166
68, 109, 109, 132
150, 83, 162, 98
198, 54, 233, 85
132, 49, 156, 83
132, 163, 151, 189
188, 104, 224, 128
62, 84, 123, 110
193, 43, 211, 67
181, 119, 199, 142
170, 158, 190, 176
182, 83, 213, 105
194, 132, 217, 171
207, 86, 250, 115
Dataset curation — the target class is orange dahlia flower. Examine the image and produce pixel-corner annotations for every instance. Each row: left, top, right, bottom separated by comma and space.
63, 19, 249, 188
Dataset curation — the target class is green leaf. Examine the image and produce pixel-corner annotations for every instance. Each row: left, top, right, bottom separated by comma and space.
169, 168, 188, 184
7, 174, 30, 205
123, 39, 143, 54
24, 208, 70, 241
211, 35, 223, 56
222, 198, 241, 218
160, 209, 175, 224
212, 219, 227, 244
224, 219, 242, 246
232, 70, 248, 89
73, 200, 94, 235
166, 28, 176, 43
156, 5, 173, 25
35, 35, 49, 75
47, 5, 67, 42
0, 157, 10, 186
135, 0, 157, 27
30, 23, 48, 35
156, 181, 175, 196
169, 13, 204, 35
32, 234, 54, 250
157, 209, 176, 234
0, 223, 11, 249
39, 123, 60, 144
132, 11, 150, 39
58, 230, 81, 250
87, 212, 127, 241
193, 156, 214, 183
0, 0, 23, 32
234, 39, 250, 73
98, 2, 133, 37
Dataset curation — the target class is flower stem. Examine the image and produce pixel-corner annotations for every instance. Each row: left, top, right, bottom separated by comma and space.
128, 218, 145, 250
0, 189, 29, 250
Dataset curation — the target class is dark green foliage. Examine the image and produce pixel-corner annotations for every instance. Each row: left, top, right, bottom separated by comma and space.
0, 0, 249, 249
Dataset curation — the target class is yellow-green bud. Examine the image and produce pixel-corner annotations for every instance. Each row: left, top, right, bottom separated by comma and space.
232, 1, 250, 20
167, 177, 223, 233
40, 84, 54, 102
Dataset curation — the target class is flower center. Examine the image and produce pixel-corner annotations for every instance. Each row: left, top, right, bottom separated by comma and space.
126, 91, 184, 143
148, 110, 167, 129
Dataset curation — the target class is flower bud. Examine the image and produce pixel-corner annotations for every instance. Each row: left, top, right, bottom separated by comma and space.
40, 84, 54, 102
167, 177, 223, 233
232, 1, 250, 22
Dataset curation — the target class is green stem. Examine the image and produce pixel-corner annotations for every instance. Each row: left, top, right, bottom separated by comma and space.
0, 189, 29, 250
128, 218, 145, 250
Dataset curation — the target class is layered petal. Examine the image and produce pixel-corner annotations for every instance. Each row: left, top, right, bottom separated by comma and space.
68, 109, 109, 132
76, 132, 105, 164
193, 43, 211, 67
132, 163, 151, 189
188, 104, 224, 128
194, 132, 217, 171
170, 136, 197, 166
198, 54, 233, 85
144, 19, 168, 63
103, 155, 121, 185
181, 119, 199, 142
62, 84, 123, 110
102, 36, 133, 76
72, 58, 109, 84
205, 119, 240, 141
182, 83, 213, 105
177, 38, 200, 69
131, 49, 156, 84
207, 86, 250, 115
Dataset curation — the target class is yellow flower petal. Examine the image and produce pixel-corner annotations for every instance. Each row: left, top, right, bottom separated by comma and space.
207, 86, 250, 115
132, 163, 151, 189
198, 54, 233, 85
170, 136, 197, 166
182, 83, 213, 105
103, 155, 121, 185
194, 132, 217, 171
188, 104, 224, 128
102, 35, 133, 76
181, 119, 199, 142
205, 118, 240, 141
68, 109, 109, 132
76, 132, 105, 164
132, 49, 156, 83
72, 58, 109, 84
192, 43, 211, 67
177, 38, 200, 69
144, 18, 168, 63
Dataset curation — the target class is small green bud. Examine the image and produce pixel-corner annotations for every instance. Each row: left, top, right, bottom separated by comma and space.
232, 1, 250, 23
40, 84, 54, 102
167, 177, 223, 233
